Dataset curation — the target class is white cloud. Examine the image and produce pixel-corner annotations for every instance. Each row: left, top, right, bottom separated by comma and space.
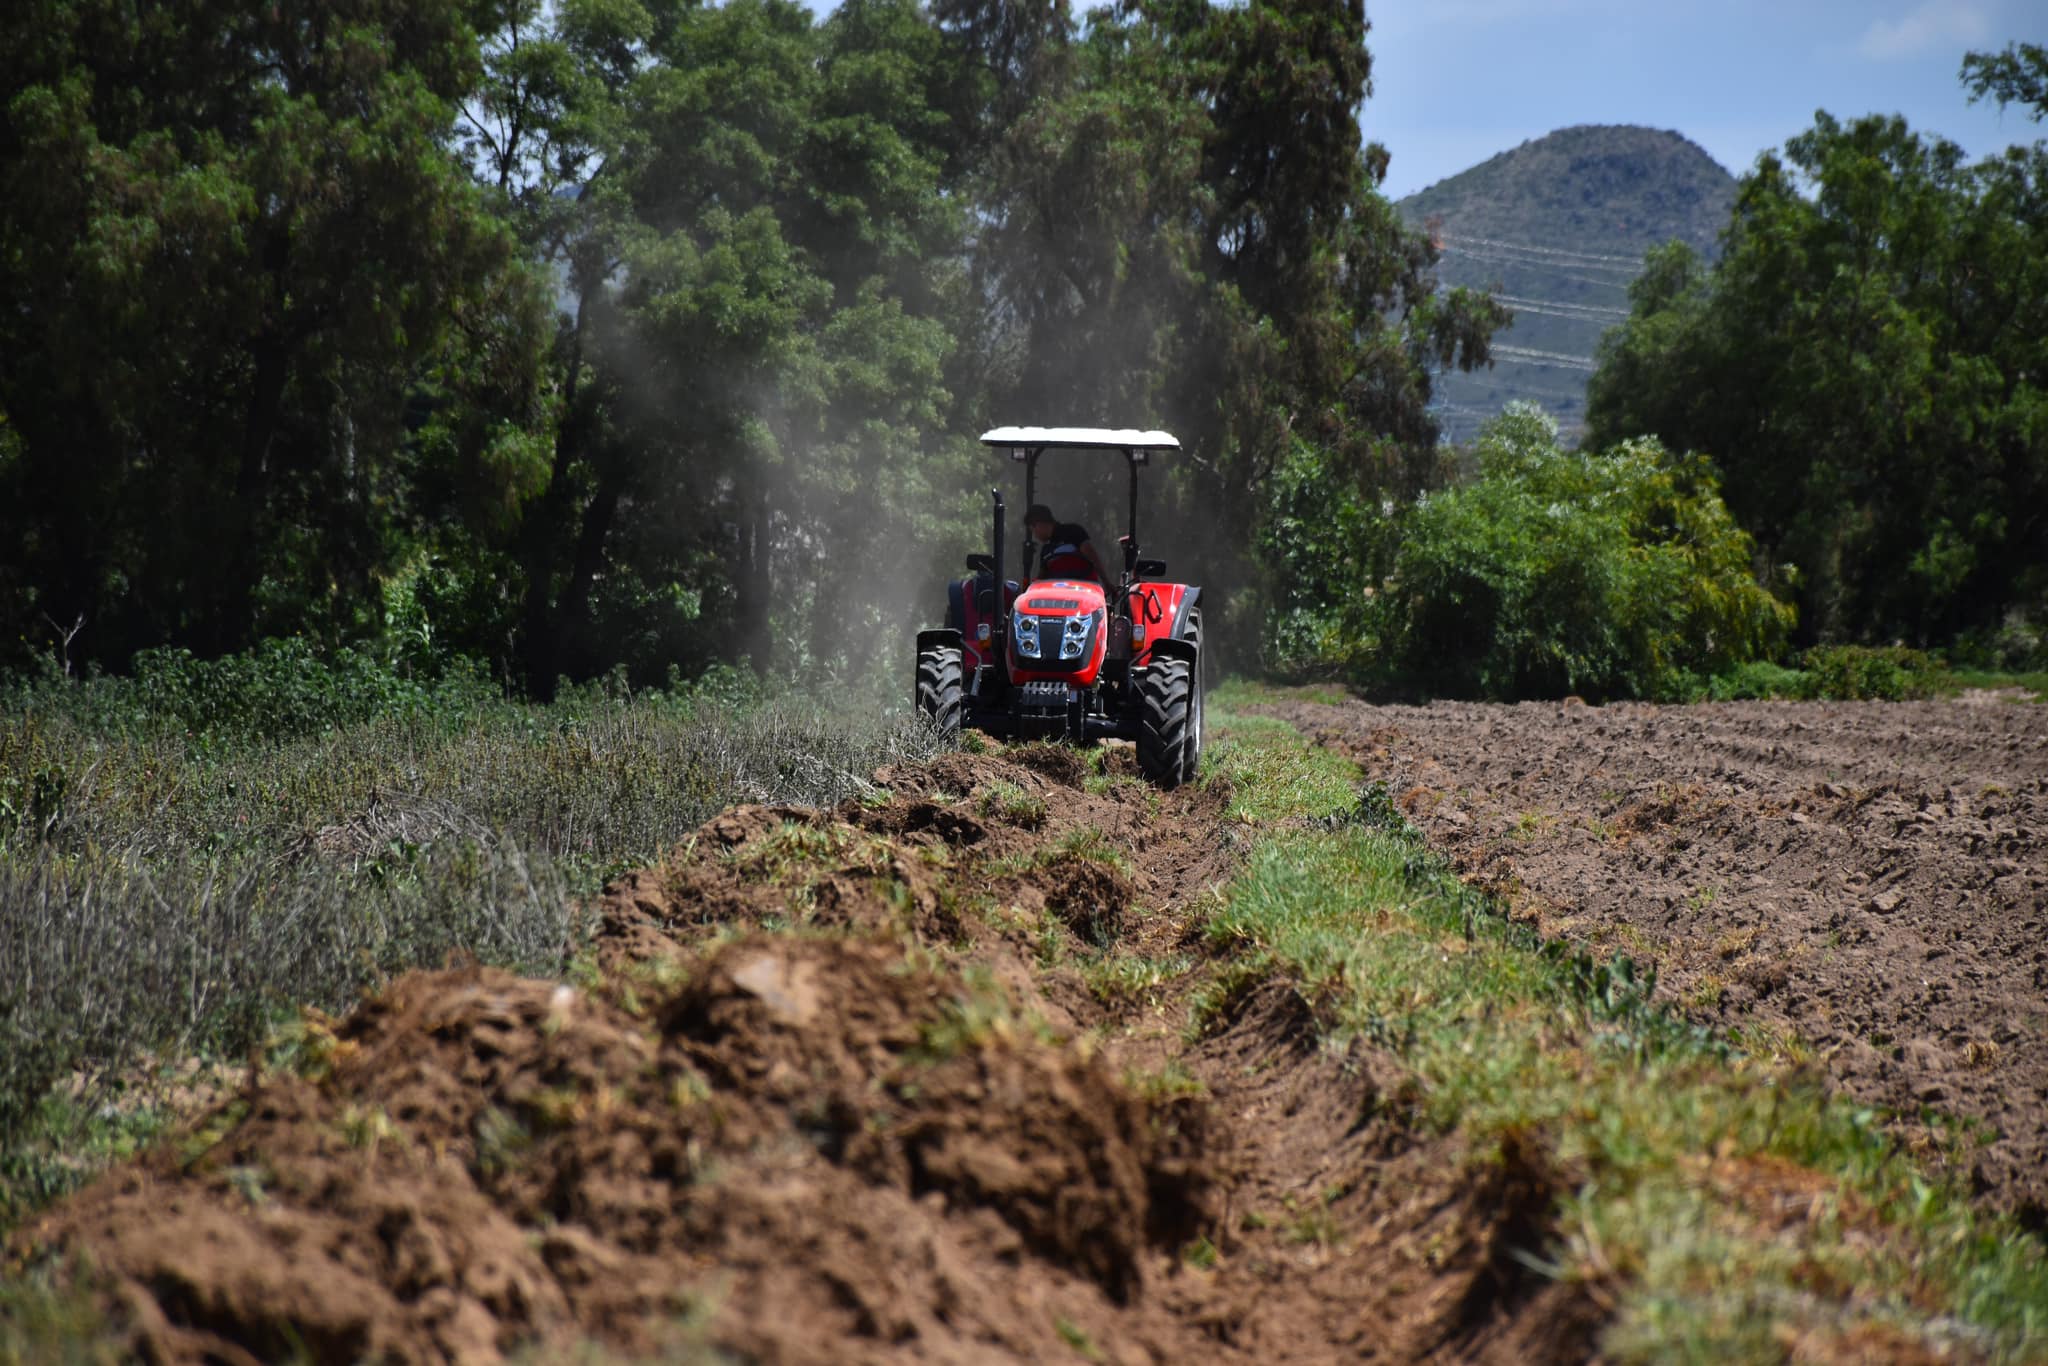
1856, 2, 1991, 61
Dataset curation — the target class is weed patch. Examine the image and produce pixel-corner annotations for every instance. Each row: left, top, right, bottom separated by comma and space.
0, 683, 940, 1226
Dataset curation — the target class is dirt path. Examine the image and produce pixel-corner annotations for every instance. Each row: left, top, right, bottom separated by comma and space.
1262, 694, 2048, 1228
15, 745, 1594, 1363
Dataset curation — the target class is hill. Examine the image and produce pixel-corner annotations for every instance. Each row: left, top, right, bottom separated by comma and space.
1398, 124, 1738, 444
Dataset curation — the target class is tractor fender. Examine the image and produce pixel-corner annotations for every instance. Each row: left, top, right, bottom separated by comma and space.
1169, 586, 1202, 642
1146, 635, 1197, 667
917, 627, 963, 654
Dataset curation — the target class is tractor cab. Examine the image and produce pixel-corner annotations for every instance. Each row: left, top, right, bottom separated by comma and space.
914, 427, 1206, 788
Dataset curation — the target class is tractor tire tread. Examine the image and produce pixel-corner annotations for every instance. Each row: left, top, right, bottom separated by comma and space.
915, 644, 964, 740
1136, 658, 1193, 788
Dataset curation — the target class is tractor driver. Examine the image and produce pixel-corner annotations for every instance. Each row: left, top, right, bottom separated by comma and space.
1024, 504, 1109, 584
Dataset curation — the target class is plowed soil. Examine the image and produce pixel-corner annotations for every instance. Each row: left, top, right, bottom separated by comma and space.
14, 745, 1598, 1363
1263, 694, 2048, 1228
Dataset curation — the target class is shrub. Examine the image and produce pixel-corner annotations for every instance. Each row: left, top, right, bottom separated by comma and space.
1797, 645, 1934, 701
1364, 406, 1794, 700
1705, 660, 1809, 700
1254, 438, 1393, 676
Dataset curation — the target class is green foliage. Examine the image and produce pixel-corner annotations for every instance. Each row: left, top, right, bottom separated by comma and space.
120, 638, 497, 740
1254, 438, 1396, 676
1962, 41, 2047, 120
477, 0, 978, 692
950, 0, 1506, 663
0, 0, 552, 674
1668, 650, 2045, 703
0, 0, 1510, 691
1364, 406, 1793, 700
0, 1258, 130, 1364
1797, 645, 1935, 702
1586, 76, 2048, 652
1699, 659, 1808, 701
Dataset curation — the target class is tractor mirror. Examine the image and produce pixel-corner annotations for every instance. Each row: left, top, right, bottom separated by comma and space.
966, 553, 995, 574
1135, 558, 1167, 577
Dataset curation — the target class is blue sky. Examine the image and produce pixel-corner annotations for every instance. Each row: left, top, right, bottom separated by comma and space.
1365, 0, 2046, 200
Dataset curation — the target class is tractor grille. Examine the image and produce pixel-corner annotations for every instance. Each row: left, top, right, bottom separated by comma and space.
1017, 680, 1075, 713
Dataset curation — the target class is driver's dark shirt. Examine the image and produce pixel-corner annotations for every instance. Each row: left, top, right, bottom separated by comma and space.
1038, 523, 1094, 579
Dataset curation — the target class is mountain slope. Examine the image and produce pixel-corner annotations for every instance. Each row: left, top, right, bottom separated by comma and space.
1398, 124, 1738, 444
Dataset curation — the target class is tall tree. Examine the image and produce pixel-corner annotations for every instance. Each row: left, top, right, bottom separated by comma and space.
0, 0, 548, 670
1962, 41, 2047, 120
955, 0, 1504, 663
1586, 93, 2047, 647
472, 0, 970, 691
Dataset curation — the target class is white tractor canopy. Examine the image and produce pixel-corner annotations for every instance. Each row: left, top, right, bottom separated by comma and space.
980, 427, 1180, 464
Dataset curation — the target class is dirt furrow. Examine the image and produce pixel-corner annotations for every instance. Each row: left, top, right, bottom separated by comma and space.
12, 744, 1593, 1363
1263, 694, 2048, 1227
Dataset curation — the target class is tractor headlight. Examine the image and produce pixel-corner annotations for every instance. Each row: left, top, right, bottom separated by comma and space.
1059, 613, 1096, 660
1012, 614, 1041, 657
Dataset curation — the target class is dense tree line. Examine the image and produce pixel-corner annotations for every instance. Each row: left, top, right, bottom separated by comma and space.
1587, 44, 2048, 660
0, 0, 1500, 690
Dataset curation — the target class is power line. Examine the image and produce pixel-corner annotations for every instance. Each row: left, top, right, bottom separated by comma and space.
1440, 232, 1642, 267
1496, 303, 1628, 326
1444, 246, 1636, 280
1439, 247, 1637, 292
1494, 293, 1629, 320
1491, 344, 1598, 372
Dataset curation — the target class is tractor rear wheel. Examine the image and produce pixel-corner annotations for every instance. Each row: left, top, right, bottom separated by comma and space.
1180, 608, 1205, 779
1136, 657, 1195, 788
915, 642, 964, 740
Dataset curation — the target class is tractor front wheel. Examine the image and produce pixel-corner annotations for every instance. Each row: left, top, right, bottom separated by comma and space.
915, 642, 964, 740
1136, 657, 1195, 788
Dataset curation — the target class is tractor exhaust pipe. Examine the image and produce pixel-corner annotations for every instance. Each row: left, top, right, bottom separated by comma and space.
991, 488, 1006, 650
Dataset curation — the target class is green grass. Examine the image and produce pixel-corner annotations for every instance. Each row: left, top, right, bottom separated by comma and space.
1081, 951, 1194, 1003
1197, 702, 2048, 1361
0, 1088, 176, 1232
0, 1259, 131, 1366
977, 780, 1049, 829
1923, 669, 2048, 701
1210, 678, 1351, 708
1675, 652, 2048, 705
1198, 710, 1357, 827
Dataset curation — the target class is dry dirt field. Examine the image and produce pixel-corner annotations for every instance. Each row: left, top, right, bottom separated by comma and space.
1264, 693, 2048, 1229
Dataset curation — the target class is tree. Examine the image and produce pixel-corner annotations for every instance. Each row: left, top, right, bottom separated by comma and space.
1587, 93, 2048, 650
468, 0, 971, 692
0, 0, 1504, 690
0, 0, 548, 672
1963, 41, 2047, 119
955, 0, 1506, 665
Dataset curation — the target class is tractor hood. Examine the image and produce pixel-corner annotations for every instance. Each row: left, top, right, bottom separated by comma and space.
1015, 581, 1106, 616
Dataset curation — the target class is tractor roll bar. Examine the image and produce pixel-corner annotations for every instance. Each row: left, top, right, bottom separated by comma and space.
979, 428, 1180, 584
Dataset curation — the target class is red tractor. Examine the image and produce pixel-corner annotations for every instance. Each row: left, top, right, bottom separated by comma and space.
914, 427, 1205, 787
